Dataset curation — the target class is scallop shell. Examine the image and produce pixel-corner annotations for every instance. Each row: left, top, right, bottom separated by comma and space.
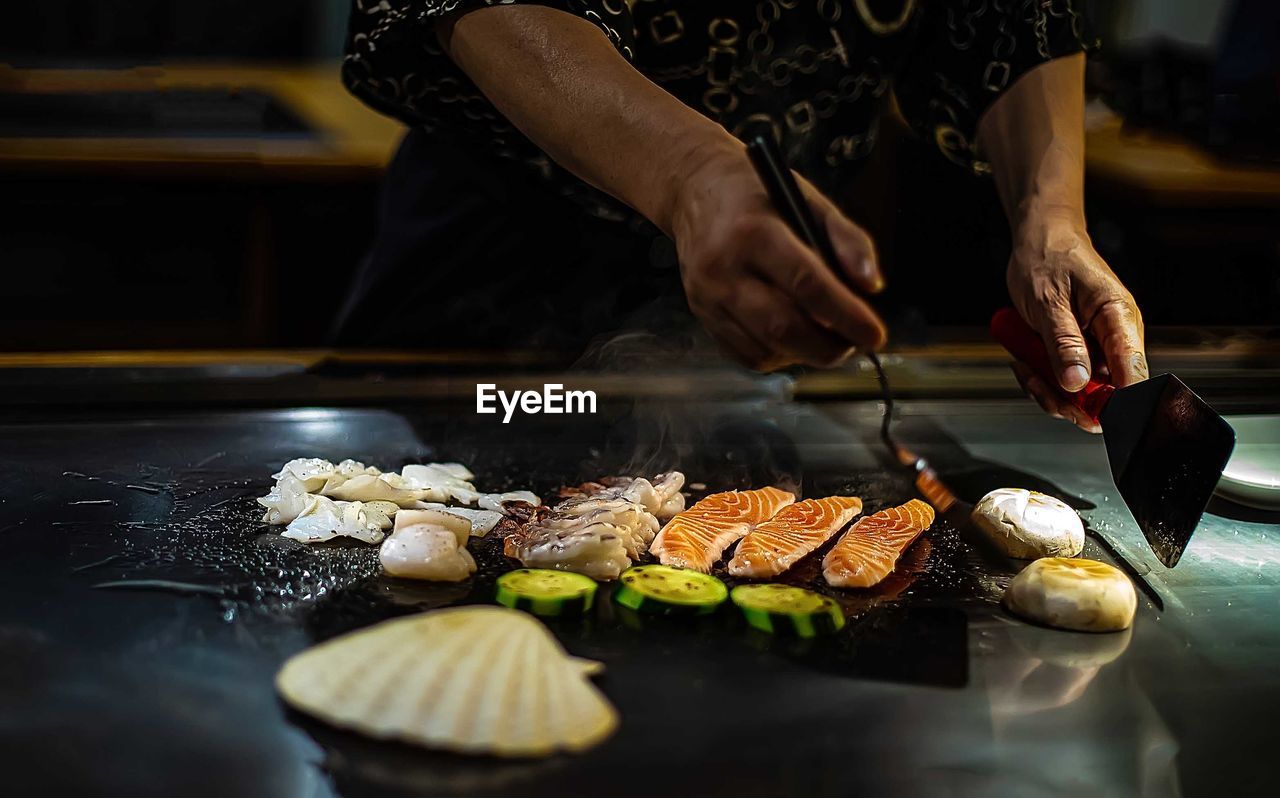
276, 606, 617, 757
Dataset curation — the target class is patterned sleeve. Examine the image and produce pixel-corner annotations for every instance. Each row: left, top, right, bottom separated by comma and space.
341, 0, 636, 149
895, 0, 1093, 174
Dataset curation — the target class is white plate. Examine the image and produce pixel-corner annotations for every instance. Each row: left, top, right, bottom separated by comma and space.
1214, 415, 1280, 510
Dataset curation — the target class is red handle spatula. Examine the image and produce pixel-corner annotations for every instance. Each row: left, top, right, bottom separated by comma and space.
990, 307, 1235, 567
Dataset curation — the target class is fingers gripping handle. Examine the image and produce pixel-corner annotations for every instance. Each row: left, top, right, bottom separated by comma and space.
990, 307, 1114, 424
990, 307, 1058, 384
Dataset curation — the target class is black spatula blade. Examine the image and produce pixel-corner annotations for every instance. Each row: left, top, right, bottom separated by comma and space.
1100, 373, 1236, 567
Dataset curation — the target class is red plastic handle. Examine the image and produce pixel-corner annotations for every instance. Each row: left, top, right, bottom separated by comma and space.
990, 307, 1114, 423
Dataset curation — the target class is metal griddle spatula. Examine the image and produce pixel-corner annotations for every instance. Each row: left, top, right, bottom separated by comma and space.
991, 307, 1235, 567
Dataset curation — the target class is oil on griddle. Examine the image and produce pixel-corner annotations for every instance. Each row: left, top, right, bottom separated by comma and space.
62, 402, 1010, 664
6, 403, 1110, 797
45, 404, 1036, 741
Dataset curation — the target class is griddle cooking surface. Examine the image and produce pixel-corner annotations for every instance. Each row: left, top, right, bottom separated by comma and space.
2, 398, 1275, 797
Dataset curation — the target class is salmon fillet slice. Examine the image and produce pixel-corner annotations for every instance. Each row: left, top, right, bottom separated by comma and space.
649, 486, 795, 573
822, 499, 935, 588
727, 496, 863, 579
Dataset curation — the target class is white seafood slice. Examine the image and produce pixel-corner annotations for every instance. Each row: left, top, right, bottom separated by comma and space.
508, 520, 633, 581
554, 498, 659, 558
322, 474, 430, 507
427, 462, 475, 481
319, 459, 384, 492
657, 491, 686, 521
257, 473, 312, 525
283, 495, 394, 544
380, 528, 475, 581
273, 458, 380, 493
419, 503, 504, 536
1003, 557, 1137, 632
272, 458, 334, 492
621, 472, 686, 520
392, 508, 472, 540
263, 458, 530, 542
397, 463, 483, 504
379, 509, 475, 581
499, 471, 684, 578
972, 488, 1084, 559
362, 500, 401, 518
477, 490, 542, 512
275, 606, 618, 756
396, 464, 541, 509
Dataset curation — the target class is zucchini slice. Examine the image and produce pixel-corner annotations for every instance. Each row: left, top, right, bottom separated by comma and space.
730, 584, 845, 637
614, 565, 728, 615
495, 569, 597, 617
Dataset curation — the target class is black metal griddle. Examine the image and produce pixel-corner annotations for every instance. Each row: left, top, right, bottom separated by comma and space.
1, 364, 1278, 798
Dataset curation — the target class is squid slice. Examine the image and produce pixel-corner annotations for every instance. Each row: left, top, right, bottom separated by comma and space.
501, 472, 685, 578
283, 495, 393, 544
273, 458, 380, 493
477, 490, 542, 512
418, 503, 504, 536
322, 474, 431, 507
261, 459, 538, 545
257, 473, 312, 525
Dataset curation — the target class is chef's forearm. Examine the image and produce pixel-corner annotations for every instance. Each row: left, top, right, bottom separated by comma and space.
977, 53, 1087, 233
438, 5, 738, 235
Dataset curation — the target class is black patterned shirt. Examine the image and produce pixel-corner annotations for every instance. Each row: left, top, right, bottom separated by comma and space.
343, 0, 1091, 219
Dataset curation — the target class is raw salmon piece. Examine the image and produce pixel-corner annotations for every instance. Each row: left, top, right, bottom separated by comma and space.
727, 496, 863, 579
649, 486, 795, 573
822, 499, 935, 588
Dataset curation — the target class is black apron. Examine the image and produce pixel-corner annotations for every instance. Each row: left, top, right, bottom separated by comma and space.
331, 130, 685, 353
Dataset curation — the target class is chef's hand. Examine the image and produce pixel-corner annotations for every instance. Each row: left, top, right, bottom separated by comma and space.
1006, 217, 1148, 433
670, 143, 887, 372
438, 7, 880, 372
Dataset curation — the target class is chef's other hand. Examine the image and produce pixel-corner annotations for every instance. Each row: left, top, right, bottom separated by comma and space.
671, 142, 887, 372
1006, 219, 1148, 433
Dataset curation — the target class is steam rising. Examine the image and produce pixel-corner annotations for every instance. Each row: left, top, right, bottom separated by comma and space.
573, 304, 803, 495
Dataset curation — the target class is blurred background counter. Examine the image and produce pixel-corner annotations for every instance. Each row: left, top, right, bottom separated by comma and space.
0, 0, 1276, 354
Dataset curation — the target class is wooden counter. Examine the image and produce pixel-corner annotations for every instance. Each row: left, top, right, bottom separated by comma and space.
1, 67, 1275, 351
1085, 115, 1280, 208
4, 64, 1278, 206
0, 63, 409, 350
0, 339, 1277, 414
0, 62, 405, 181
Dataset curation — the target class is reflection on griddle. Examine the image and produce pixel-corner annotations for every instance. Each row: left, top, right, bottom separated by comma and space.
609, 601, 724, 634
765, 606, 969, 689
986, 616, 1133, 714
374, 577, 474, 610
289, 708, 570, 793
15, 387, 1264, 795
53, 401, 1077, 787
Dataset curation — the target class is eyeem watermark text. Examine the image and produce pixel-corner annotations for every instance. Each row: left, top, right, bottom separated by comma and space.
476, 383, 597, 423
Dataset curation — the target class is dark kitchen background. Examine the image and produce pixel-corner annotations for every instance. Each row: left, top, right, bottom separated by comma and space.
0, 0, 1277, 353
